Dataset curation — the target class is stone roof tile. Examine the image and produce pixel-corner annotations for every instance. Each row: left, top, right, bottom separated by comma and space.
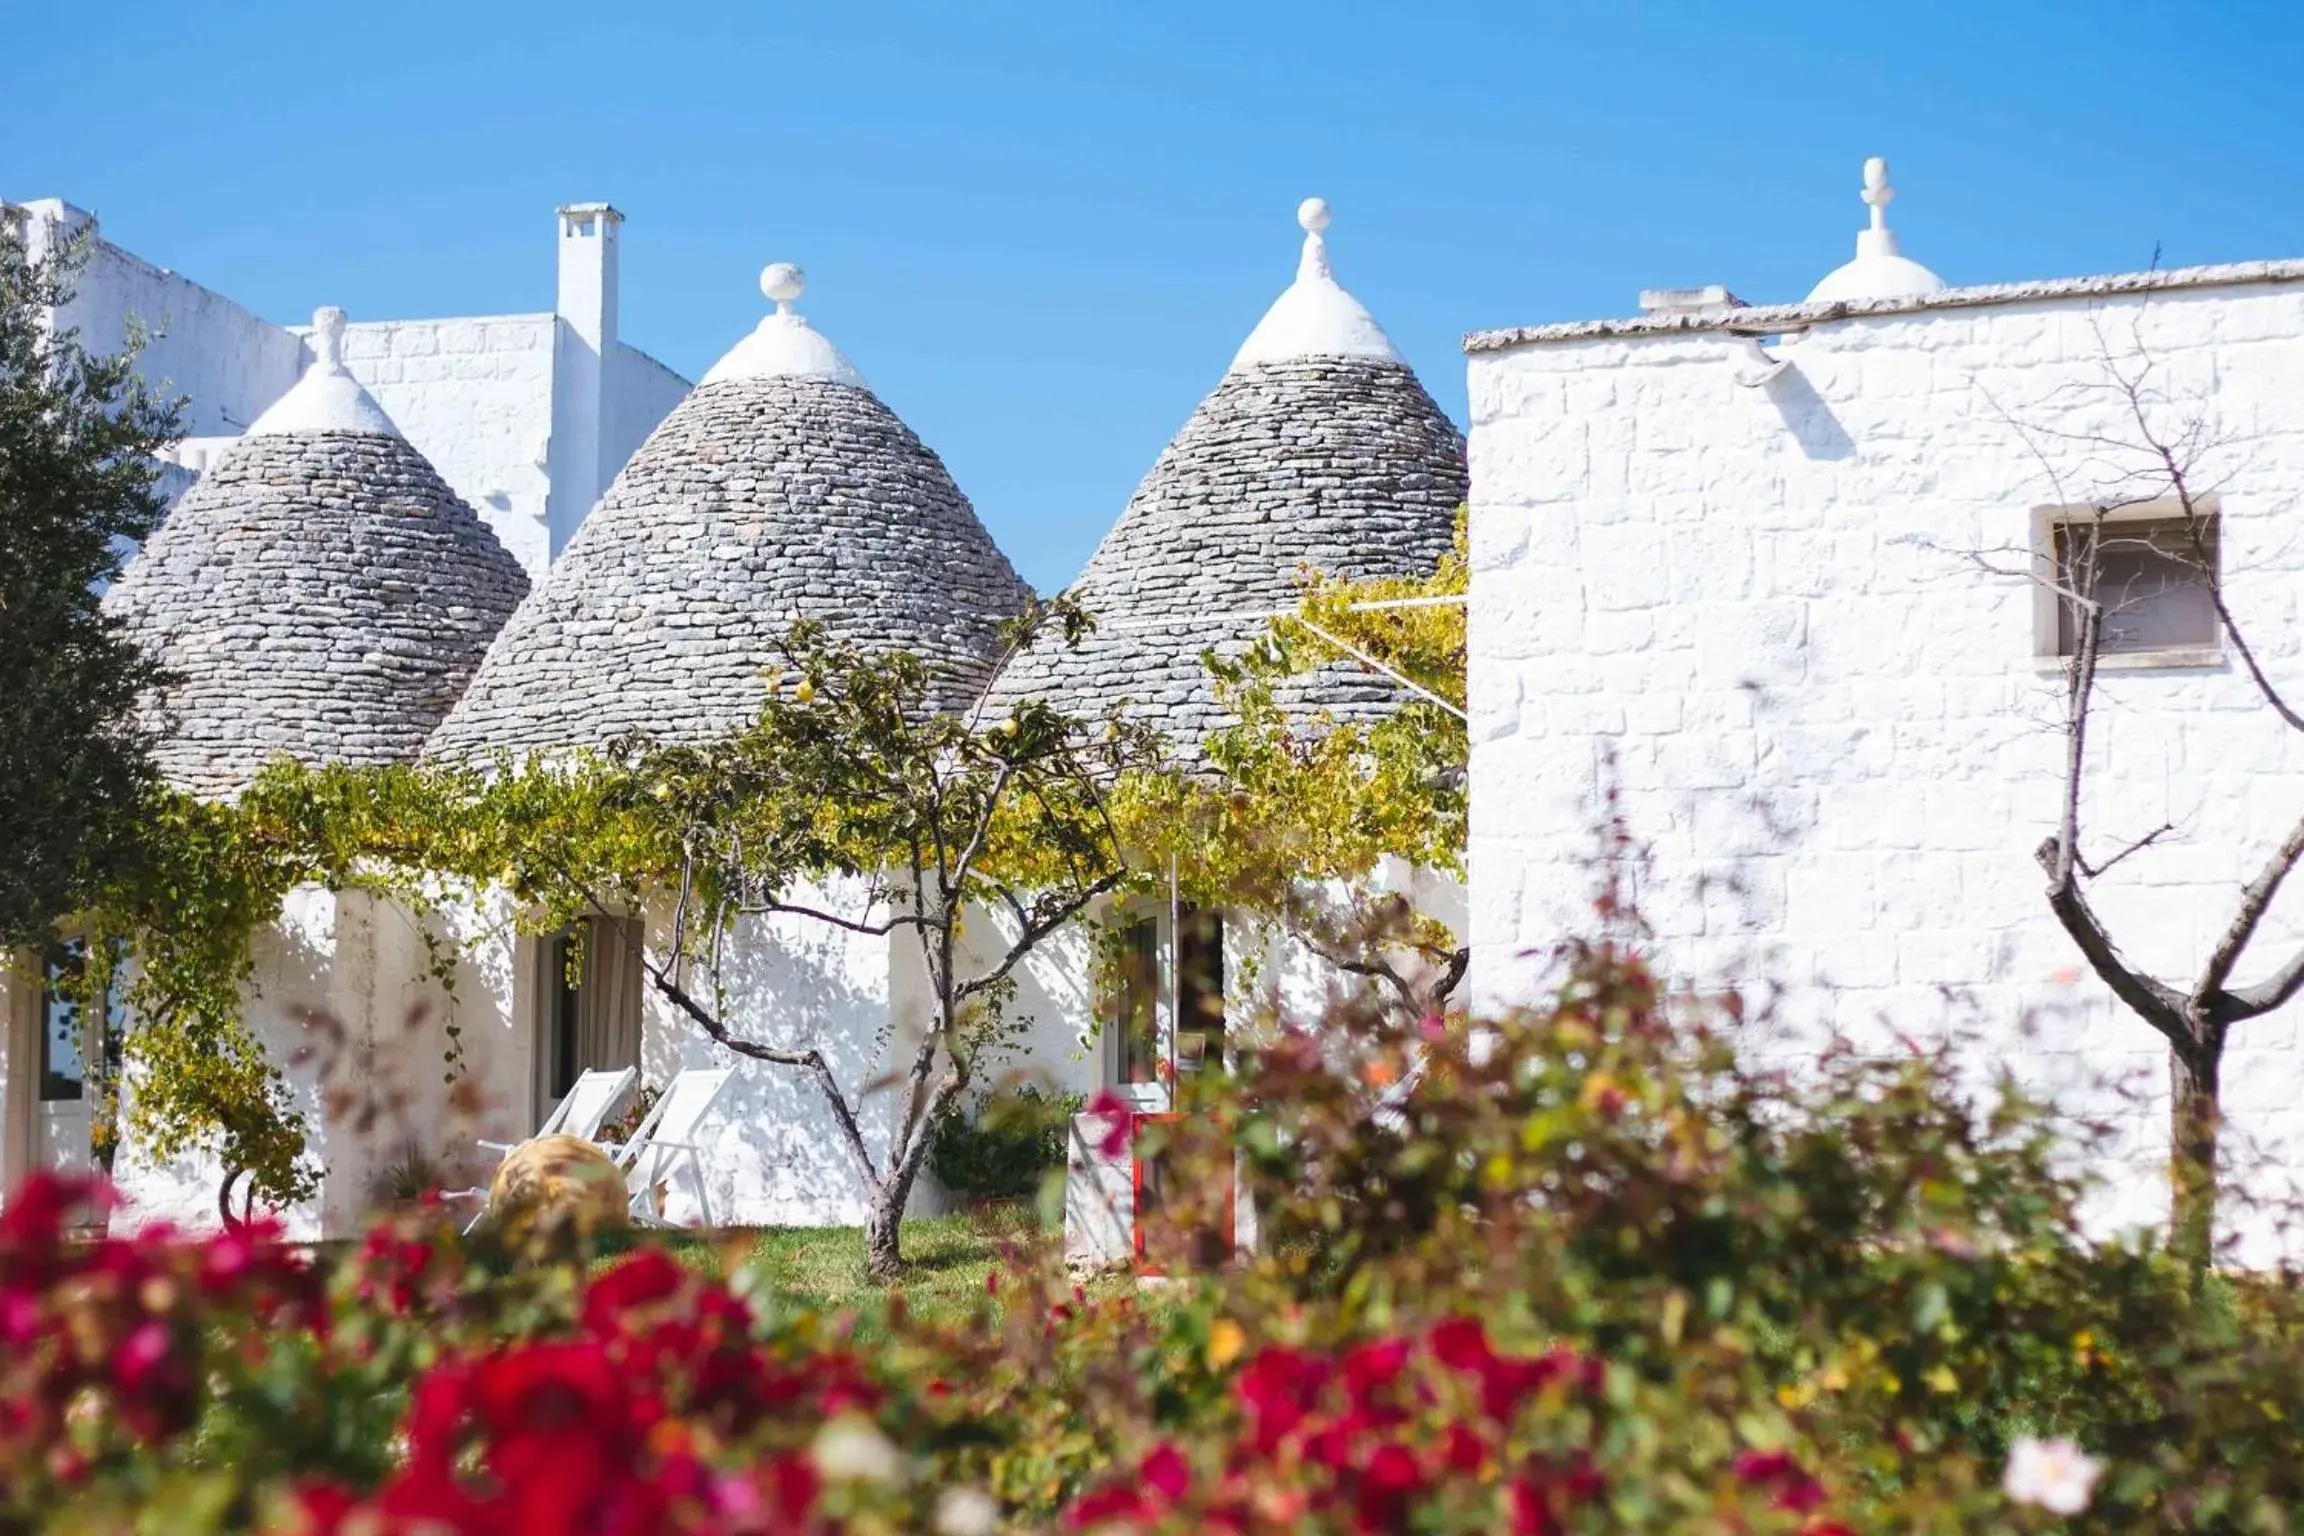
427, 372, 1030, 758
103, 428, 530, 799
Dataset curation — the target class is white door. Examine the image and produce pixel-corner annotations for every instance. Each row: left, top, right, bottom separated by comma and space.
33, 953, 96, 1172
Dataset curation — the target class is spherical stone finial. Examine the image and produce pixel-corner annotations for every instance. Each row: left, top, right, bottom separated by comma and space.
1297, 197, 1333, 234
311, 306, 348, 371
760, 263, 806, 312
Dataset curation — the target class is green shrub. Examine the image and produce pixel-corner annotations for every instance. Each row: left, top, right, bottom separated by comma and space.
15, 928, 2304, 1532
929, 1084, 1081, 1201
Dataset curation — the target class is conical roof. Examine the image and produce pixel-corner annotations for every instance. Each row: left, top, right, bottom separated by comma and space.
103, 308, 530, 800
983, 199, 1466, 751
427, 264, 1030, 759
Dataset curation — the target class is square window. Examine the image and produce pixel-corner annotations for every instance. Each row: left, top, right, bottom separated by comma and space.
2037, 507, 2221, 663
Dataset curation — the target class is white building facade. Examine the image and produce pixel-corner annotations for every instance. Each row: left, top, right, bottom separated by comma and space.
1466, 163, 2304, 1235
4, 197, 688, 579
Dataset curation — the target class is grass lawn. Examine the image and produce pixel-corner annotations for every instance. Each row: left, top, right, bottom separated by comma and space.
599, 1200, 1061, 1324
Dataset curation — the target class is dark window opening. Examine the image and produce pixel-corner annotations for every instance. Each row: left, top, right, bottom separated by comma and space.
543, 917, 643, 1108
1175, 906, 1225, 1074
549, 930, 583, 1101
1113, 917, 1162, 1086
2054, 516, 2219, 656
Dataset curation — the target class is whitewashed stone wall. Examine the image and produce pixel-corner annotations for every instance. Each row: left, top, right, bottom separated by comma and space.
611, 343, 692, 489
10, 198, 690, 582
17, 200, 303, 437
109, 889, 531, 1240
1466, 274, 2304, 1242
328, 316, 560, 580
635, 879, 952, 1228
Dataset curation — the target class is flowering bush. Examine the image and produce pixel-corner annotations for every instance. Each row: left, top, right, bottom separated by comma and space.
9, 933, 2304, 1532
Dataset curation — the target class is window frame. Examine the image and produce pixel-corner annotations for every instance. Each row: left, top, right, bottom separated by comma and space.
2030, 498, 2226, 672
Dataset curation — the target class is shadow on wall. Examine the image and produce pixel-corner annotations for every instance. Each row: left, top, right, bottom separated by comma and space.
109, 894, 338, 1238
643, 895, 897, 1227
286, 997, 496, 1214
957, 901, 1101, 1107
1764, 365, 1856, 462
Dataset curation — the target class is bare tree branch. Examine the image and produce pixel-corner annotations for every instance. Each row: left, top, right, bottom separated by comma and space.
2199, 811, 2304, 1005
632, 936, 884, 1193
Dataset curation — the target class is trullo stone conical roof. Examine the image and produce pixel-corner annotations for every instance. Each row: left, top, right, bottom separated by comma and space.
981, 199, 1466, 752
427, 263, 1030, 759
103, 308, 530, 800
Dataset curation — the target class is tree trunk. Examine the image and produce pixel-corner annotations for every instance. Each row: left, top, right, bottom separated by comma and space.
2169, 1042, 2221, 1268
864, 1197, 905, 1284
864, 1160, 926, 1284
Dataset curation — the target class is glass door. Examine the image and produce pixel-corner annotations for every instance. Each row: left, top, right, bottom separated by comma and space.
36, 946, 98, 1172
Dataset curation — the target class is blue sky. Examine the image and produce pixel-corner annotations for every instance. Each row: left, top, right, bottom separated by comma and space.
9, 0, 2304, 591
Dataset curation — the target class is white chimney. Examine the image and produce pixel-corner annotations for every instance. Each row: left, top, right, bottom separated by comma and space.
548, 202, 622, 559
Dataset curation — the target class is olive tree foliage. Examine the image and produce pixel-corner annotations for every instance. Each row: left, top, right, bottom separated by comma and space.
0, 209, 182, 946
1968, 326, 2304, 1262
1124, 519, 1470, 1026
602, 608, 1167, 1280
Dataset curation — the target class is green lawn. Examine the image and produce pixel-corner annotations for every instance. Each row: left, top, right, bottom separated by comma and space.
598, 1200, 1058, 1323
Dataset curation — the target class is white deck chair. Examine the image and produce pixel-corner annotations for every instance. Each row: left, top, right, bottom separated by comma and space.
479, 1066, 639, 1157
453, 1066, 638, 1233
615, 1067, 734, 1229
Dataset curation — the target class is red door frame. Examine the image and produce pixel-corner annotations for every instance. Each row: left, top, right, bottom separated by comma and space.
1130, 1112, 1235, 1276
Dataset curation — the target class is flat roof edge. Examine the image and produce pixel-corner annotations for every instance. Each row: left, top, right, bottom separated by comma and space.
1463, 258, 2304, 355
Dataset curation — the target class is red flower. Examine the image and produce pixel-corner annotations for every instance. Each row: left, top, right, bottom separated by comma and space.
1733, 1448, 1797, 1484
584, 1247, 686, 1329
1083, 1090, 1134, 1159
1234, 1347, 1333, 1452
1341, 1337, 1412, 1409
1141, 1441, 1192, 1504
1428, 1316, 1494, 1373
1733, 1448, 1826, 1513
1510, 1457, 1606, 1536
757, 1451, 821, 1523
1065, 1482, 1153, 1529
1355, 1441, 1424, 1531
1438, 1422, 1488, 1474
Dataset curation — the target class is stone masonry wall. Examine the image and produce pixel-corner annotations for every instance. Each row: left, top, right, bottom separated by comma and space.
1466, 280, 2304, 1244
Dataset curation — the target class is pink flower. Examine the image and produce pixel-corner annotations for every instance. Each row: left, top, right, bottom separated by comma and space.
1140, 1441, 1190, 1503
1083, 1090, 1134, 1159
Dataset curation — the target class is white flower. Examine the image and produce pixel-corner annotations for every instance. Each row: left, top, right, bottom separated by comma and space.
933, 1486, 1001, 1536
2003, 1435, 2101, 1515
812, 1411, 902, 1484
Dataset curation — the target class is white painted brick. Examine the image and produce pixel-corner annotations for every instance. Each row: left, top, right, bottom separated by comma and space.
1470, 277, 2304, 1252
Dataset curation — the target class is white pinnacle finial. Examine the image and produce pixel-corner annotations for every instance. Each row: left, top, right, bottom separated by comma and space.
312, 306, 348, 372
1229, 195, 1403, 369
760, 263, 806, 314
1803, 154, 1945, 303
700, 262, 866, 387
1861, 156, 1894, 232
245, 305, 400, 436
1295, 196, 1335, 283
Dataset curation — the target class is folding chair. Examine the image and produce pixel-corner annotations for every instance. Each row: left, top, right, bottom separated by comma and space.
615, 1066, 734, 1229
480, 1066, 638, 1156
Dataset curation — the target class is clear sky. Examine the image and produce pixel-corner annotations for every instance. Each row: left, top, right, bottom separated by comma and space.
8, 0, 2304, 592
